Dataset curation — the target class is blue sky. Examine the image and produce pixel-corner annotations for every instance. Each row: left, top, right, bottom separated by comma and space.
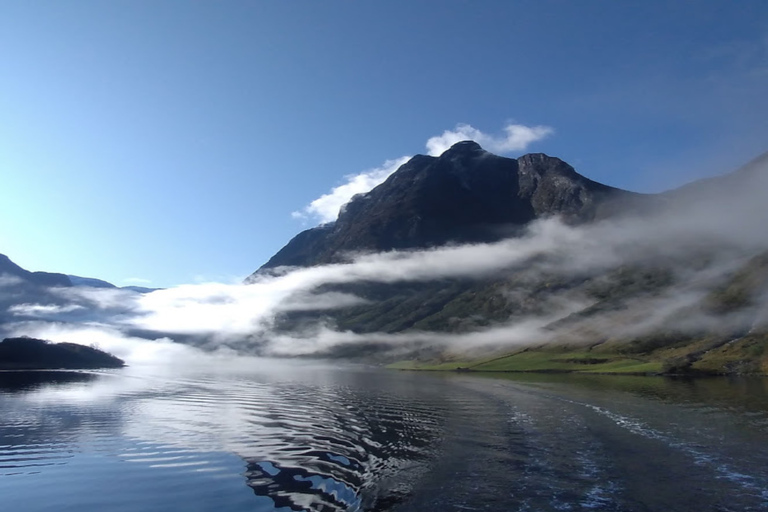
1, 1, 766, 288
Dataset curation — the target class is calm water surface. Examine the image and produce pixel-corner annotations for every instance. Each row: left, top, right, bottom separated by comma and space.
1, 361, 767, 511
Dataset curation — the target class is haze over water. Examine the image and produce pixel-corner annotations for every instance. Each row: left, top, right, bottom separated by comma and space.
1, 362, 767, 511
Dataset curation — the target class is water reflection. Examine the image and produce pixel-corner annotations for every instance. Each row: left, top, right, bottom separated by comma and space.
0, 370, 98, 393
1, 363, 767, 511
0, 362, 446, 511
465, 371, 768, 425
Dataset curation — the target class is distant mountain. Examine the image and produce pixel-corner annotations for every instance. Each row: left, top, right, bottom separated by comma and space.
0, 253, 158, 331
660, 150, 768, 201
67, 275, 116, 289
0, 253, 159, 293
121, 285, 161, 293
67, 276, 160, 293
0, 254, 72, 288
0, 254, 73, 326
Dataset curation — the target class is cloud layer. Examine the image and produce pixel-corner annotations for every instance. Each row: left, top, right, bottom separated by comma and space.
13, 176, 766, 361
4, 146, 765, 366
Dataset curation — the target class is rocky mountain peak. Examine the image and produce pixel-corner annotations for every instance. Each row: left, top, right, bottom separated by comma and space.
518, 153, 572, 174
438, 140, 486, 158
252, 146, 639, 276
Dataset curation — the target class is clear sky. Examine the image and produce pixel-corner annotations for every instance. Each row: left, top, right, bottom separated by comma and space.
1, 1, 766, 288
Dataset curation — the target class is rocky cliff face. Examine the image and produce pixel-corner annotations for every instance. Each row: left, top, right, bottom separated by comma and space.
254, 141, 642, 275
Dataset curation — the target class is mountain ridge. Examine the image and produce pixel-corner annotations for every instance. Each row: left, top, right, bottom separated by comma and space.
253, 142, 647, 276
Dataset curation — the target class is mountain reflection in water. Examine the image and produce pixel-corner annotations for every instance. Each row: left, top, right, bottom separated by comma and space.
0, 362, 767, 511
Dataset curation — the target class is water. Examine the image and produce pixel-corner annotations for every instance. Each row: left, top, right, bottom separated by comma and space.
1, 362, 767, 511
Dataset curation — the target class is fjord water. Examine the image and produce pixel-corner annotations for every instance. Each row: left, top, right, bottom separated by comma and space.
1, 363, 767, 512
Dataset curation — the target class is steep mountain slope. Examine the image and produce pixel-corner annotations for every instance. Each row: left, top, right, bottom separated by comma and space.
254, 142, 645, 273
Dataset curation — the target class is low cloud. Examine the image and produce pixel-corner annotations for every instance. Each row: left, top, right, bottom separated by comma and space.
5, 321, 207, 366
295, 122, 554, 225
53, 286, 140, 310
9, 303, 85, 316
0, 274, 24, 287
45, 217, 765, 360
4, 218, 595, 357
261, 311, 577, 358
6, 153, 766, 365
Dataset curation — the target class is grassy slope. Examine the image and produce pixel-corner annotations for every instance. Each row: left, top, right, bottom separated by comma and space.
389, 334, 768, 375
389, 333, 768, 375
389, 347, 663, 374
389, 253, 768, 376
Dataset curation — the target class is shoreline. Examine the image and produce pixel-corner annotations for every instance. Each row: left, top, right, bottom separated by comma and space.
388, 344, 768, 377
395, 367, 768, 377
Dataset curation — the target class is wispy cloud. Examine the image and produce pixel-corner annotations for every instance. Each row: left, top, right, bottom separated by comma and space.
294, 122, 554, 225
425, 122, 553, 157
6, 321, 207, 366
9, 303, 85, 316
0, 274, 24, 287
292, 157, 410, 224
70, 197, 767, 358
53, 286, 141, 310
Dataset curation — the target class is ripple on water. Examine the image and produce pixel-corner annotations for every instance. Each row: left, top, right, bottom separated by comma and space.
0, 367, 449, 511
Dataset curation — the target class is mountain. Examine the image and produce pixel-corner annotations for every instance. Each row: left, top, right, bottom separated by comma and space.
249, 142, 768, 373
254, 142, 648, 273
